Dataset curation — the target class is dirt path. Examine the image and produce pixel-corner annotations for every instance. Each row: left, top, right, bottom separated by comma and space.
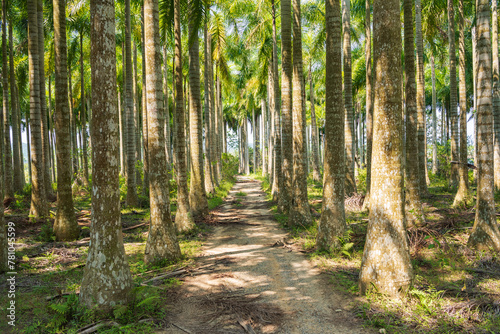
159, 177, 373, 334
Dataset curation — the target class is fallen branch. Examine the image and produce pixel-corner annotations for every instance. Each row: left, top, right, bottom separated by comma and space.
77, 320, 119, 334
46, 291, 80, 301
141, 269, 187, 284
237, 317, 257, 334
171, 323, 193, 334
451, 161, 477, 170
122, 222, 149, 231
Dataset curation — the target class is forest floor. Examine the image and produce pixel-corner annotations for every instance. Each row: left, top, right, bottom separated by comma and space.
157, 176, 373, 334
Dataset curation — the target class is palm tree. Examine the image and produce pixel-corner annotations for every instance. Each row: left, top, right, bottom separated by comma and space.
403, 0, 424, 225
188, 0, 209, 218
363, 0, 373, 210
492, 0, 500, 191
52, 0, 79, 241
280, 0, 293, 214
38, 0, 51, 198
79, 31, 89, 187
174, 0, 194, 232
415, 0, 427, 194
204, 23, 215, 194
125, 0, 139, 207
289, 0, 312, 227
468, 0, 500, 251
316, 0, 345, 250
28, 0, 48, 218
2, 0, 12, 199
359, 0, 413, 296
144, 0, 182, 264
453, 0, 469, 206
343, 0, 356, 196
309, 66, 321, 183
431, 53, 438, 174
80, 0, 133, 311
448, 0, 459, 189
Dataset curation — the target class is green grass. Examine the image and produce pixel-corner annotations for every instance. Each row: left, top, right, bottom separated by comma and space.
235, 191, 247, 197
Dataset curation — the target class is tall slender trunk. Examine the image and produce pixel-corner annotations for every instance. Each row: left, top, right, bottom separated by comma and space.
271, 0, 283, 203
317, 0, 346, 250
144, 0, 182, 264
493, 0, 500, 191
69, 59, 78, 176
38, 0, 51, 197
473, 27, 478, 180
309, 66, 321, 183
359, 0, 412, 296
10, 20, 23, 191
118, 90, 125, 175
0, 0, 5, 272
416, 0, 428, 194
468, 0, 500, 251
2, 0, 12, 199
174, 0, 194, 231
188, 13, 209, 218
80, 33, 89, 186
203, 24, 215, 193
290, 0, 312, 227
454, 0, 469, 206
53, 0, 79, 241
363, 0, 373, 210
133, 41, 142, 189
27, 116, 32, 184
343, 0, 356, 196
280, 0, 293, 213
404, 0, 424, 225
81, 0, 133, 310
262, 97, 268, 176
164, 45, 172, 179
448, 0, 459, 189
28, 0, 48, 218
141, 10, 149, 197
431, 54, 438, 174
125, 0, 138, 207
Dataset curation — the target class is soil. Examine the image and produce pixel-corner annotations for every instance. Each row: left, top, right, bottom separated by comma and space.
158, 176, 374, 334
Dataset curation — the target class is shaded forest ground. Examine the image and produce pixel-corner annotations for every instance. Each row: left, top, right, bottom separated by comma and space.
254, 170, 500, 334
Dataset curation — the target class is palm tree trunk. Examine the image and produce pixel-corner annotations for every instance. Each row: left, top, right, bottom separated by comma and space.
133, 41, 142, 189
0, 0, 5, 269
359, 0, 412, 296
280, 0, 293, 214
27, 116, 32, 185
81, 0, 133, 310
80, 33, 89, 187
141, 11, 149, 197
53, 0, 79, 241
271, 0, 283, 203
262, 97, 267, 176
403, 0, 424, 225
290, 0, 312, 227
453, 0, 469, 206
68, 59, 78, 176
416, 0, 428, 194
309, 67, 321, 183
9, 20, 23, 192
118, 90, 125, 175
188, 13, 209, 218
448, 0, 459, 189
143, 0, 182, 264
362, 0, 373, 210
431, 54, 438, 174
342, 0, 356, 196
125, 0, 138, 207
164, 45, 172, 179
317, 0, 346, 250
2, 0, 12, 199
472, 27, 478, 180
493, 0, 500, 191
28, 0, 48, 218
468, 0, 500, 251
174, 0, 194, 231
203, 24, 215, 194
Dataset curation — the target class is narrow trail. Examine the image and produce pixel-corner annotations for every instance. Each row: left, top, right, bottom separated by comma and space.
160, 176, 373, 334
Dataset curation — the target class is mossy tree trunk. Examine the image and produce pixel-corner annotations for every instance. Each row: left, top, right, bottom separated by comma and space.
290, 0, 312, 227
317, 0, 346, 251
53, 0, 79, 241
80, 0, 133, 311
174, 0, 194, 232
359, 0, 413, 296
143, 0, 182, 264
468, 0, 500, 251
